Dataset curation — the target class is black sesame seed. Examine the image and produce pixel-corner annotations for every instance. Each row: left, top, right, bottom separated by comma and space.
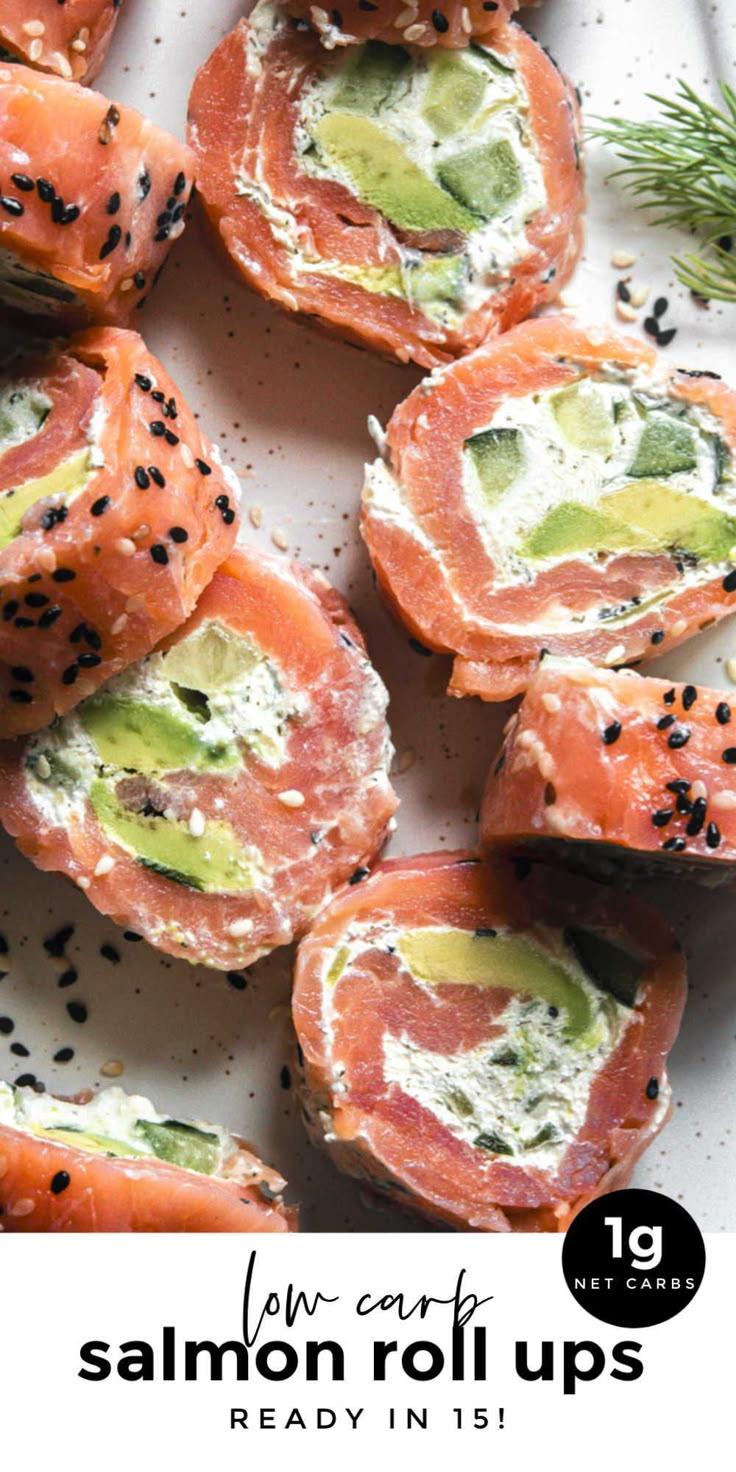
36, 177, 55, 202
149, 420, 166, 437
138, 169, 151, 198
123, 931, 142, 942
653, 296, 668, 318
52, 568, 76, 583
15, 1073, 38, 1089
0, 1017, 14, 1034
174, 171, 187, 195
432, 8, 449, 30
676, 793, 693, 815
77, 652, 102, 668
133, 271, 146, 290
100, 943, 120, 964
134, 466, 150, 489
156, 209, 172, 228
164, 428, 179, 446
0, 934, 7, 955
166, 398, 177, 420
84, 629, 102, 650
221, 507, 235, 525
722, 570, 736, 593
215, 494, 230, 510
14, 617, 34, 629
8, 689, 32, 704
25, 592, 49, 608
58, 967, 78, 988
91, 495, 110, 516
661, 837, 686, 852
349, 866, 370, 885
135, 373, 152, 391
280, 1065, 292, 1089
722, 748, 736, 763
154, 226, 170, 243
686, 797, 707, 837
151, 389, 165, 403
38, 605, 62, 629
716, 702, 731, 725
61, 665, 79, 686
668, 727, 690, 749
41, 506, 68, 531
643, 315, 660, 338
44, 924, 74, 956
645, 1077, 659, 1100
227, 970, 248, 991
58, 203, 80, 226
358, 0, 378, 8
53, 1048, 74, 1064
99, 224, 122, 259
483, 2, 499, 8
195, 458, 212, 475
663, 688, 676, 705
657, 328, 677, 347
2, 600, 18, 620
146, 466, 164, 488
50, 1170, 71, 1195
682, 685, 697, 710
10, 1043, 29, 1057
11, 173, 34, 192
475, 927, 498, 938
616, 280, 631, 302
706, 822, 721, 849
0, 195, 24, 217
107, 191, 121, 215
66, 1001, 87, 1023
10, 666, 33, 683
657, 714, 675, 730
169, 526, 188, 543
652, 807, 674, 828
650, 629, 665, 645
150, 544, 169, 565
602, 721, 622, 746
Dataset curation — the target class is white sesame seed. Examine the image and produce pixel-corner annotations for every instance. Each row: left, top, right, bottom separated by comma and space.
189, 807, 206, 838
557, 290, 580, 308
671, 620, 688, 639
397, 746, 416, 773
51, 50, 73, 77
629, 284, 650, 308
542, 692, 562, 713
77, 876, 91, 890
169, 220, 185, 241
110, 613, 128, 634
71, 37, 87, 52
396, 6, 417, 23
132, 524, 150, 542
22, 20, 45, 36
9, 1198, 35, 1217
94, 855, 115, 877
100, 1059, 124, 1078
249, 504, 263, 528
180, 442, 194, 469
228, 917, 254, 938
711, 790, 736, 811
691, 780, 708, 802
616, 301, 639, 322
271, 527, 289, 551
36, 754, 51, 780
78, 26, 90, 42
611, 250, 637, 269
277, 789, 305, 808
727, 657, 736, 685
310, 6, 329, 27
28, 38, 43, 61
403, 23, 425, 40
115, 537, 136, 557
605, 644, 626, 665
120, 276, 135, 292
36, 546, 56, 573
461, 7, 472, 33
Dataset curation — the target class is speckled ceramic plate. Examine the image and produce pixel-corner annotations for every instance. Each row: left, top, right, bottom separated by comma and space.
1, 0, 734, 1231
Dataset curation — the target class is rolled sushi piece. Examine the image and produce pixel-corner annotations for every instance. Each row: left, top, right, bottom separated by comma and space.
0, 63, 193, 327
187, 4, 582, 368
293, 851, 685, 1232
362, 316, 736, 700
0, 327, 240, 739
481, 655, 736, 876
0, 546, 397, 969
0, 0, 124, 85
0, 1083, 296, 1232
279, 1, 530, 50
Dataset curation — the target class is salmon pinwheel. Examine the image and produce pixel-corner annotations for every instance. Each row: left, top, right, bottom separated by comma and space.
0, 1082, 296, 1232
293, 851, 686, 1231
361, 316, 736, 699
187, 3, 582, 367
0, 546, 397, 969
0, 327, 239, 738
0, 63, 193, 326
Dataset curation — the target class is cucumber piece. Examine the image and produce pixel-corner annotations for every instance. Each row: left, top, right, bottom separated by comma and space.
422, 52, 487, 139
465, 427, 524, 503
32, 1125, 147, 1159
565, 927, 643, 1008
551, 381, 616, 456
436, 138, 521, 220
474, 1129, 515, 1155
628, 415, 697, 477
135, 1119, 220, 1175
312, 112, 476, 232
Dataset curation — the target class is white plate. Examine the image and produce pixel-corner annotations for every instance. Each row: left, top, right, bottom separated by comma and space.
1, 0, 735, 1231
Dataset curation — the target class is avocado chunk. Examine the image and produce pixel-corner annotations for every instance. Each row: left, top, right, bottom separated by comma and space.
436, 138, 521, 220
90, 779, 259, 893
601, 482, 736, 562
0, 447, 93, 549
565, 927, 643, 1008
628, 414, 697, 477
135, 1119, 220, 1174
397, 927, 594, 1040
0, 385, 49, 446
32, 1125, 147, 1159
551, 381, 616, 456
312, 112, 477, 232
403, 253, 466, 308
422, 52, 487, 139
330, 40, 411, 115
465, 427, 524, 503
163, 621, 263, 694
81, 696, 237, 774
524, 501, 642, 560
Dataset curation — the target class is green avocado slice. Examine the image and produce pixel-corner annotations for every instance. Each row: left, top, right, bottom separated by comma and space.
465, 427, 524, 503
312, 111, 477, 232
422, 52, 487, 139
81, 696, 237, 774
330, 40, 411, 115
135, 1120, 220, 1174
601, 482, 736, 562
0, 447, 93, 549
397, 927, 594, 1040
436, 138, 522, 220
523, 501, 641, 559
551, 381, 616, 456
90, 780, 259, 893
403, 253, 467, 308
628, 415, 697, 477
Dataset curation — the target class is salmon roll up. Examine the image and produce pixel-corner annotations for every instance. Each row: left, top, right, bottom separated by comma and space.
362, 317, 736, 699
0, 546, 397, 969
0, 1083, 296, 1232
0, 63, 193, 327
280, 1, 529, 50
0, 1, 125, 85
187, 4, 582, 368
0, 328, 239, 739
293, 852, 685, 1232
481, 655, 736, 877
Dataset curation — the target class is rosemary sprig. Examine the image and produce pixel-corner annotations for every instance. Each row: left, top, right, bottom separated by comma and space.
590, 80, 736, 302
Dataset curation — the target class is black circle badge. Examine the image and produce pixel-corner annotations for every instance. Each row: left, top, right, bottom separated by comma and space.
562, 1189, 706, 1328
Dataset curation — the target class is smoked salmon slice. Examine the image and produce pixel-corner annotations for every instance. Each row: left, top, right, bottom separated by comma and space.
0, 327, 240, 738
292, 850, 685, 1231
0, 63, 193, 326
187, 4, 582, 368
0, 546, 397, 970
0, 1082, 296, 1232
280, 1, 529, 50
361, 315, 736, 700
481, 655, 736, 874
0, 0, 124, 85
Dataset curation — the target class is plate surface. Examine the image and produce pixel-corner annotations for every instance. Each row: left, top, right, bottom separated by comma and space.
1, 0, 735, 1231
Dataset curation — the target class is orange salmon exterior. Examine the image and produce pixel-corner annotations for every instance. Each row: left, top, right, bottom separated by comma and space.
280, 1, 529, 49
293, 851, 686, 1231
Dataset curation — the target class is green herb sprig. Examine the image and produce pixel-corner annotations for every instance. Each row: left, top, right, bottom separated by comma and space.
590, 81, 736, 302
